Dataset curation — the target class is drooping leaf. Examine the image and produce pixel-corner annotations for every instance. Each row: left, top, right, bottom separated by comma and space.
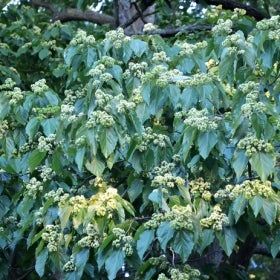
105, 250, 125, 280
137, 230, 155, 259
35, 248, 48, 277
171, 231, 194, 262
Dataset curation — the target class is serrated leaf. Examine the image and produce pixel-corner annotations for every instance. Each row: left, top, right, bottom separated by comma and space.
260, 199, 276, 225
249, 195, 263, 217
157, 222, 174, 251
85, 156, 105, 176
105, 250, 125, 280
197, 130, 217, 159
232, 149, 248, 179
35, 248, 48, 277
137, 230, 155, 259
250, 152, 274, 181
216, 228, 237, 256
171, 231, 194, 262
58, 206, 72, 231
271, 230, 280, 258
75, 147, 85, 171
130, 39, 148, 57
99, 127, 118, 158
28, 150, 46, 172
231, 194, 247, 222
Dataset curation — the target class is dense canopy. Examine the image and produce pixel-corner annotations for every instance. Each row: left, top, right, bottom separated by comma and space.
1, 0, 280, 279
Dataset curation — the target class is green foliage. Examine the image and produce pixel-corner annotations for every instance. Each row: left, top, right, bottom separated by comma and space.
1, 2, 280, 280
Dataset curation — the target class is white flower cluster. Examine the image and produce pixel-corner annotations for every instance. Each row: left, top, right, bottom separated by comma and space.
25, 177, 43, 199
0, 226, 3, 232
89, 187, 118, 217
39, 165, 55, 182
86, 110, 115, 128
144, 205, 194, 231
34, 207, 44, 226
178, 41, 208, 56
100, 56, 117, 68
142, 65, 183, 87
151, 162, 185, 189
161, 265, 200, 280
112, 228, 134, 256
169, 205, 194, 231
189, 178, 212, 201
63, 256, 76, 272
214, 180, 275, 200
200, 204, 229, 231
117, 99, 136, 113
136, 127, 170, 151
182, 108, 219, 131
237, 134, 273, 157
176, 72, 214, 87
152, 51, 170, 63
44, 188, 68, 203
77, 224, 100, 249
131, 87, 143, 104
104, 28, 130, 49
70, 29, 96, 47
3, 84, 24, 105
143, 23, 158, 32
0, 120, 9, 139
222, 32, 249, 55
42, 224, 62, 252
31, 79, 49, 95
149, 255, 169, 270
123, 62, 148, 79
75, 135, 87, 147
94, 89, 113, 107
212, 19, 233, 35
256, 15, 280, 31
38, 134, 57, 154
60, 104, 75, 120
67, 195, 88, 214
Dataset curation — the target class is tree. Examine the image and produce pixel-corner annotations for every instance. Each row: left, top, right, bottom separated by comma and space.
1, 0, 280, 279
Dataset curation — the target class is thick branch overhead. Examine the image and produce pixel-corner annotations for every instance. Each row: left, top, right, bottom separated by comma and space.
31, 0, 115, 26
195, 0, 269, 20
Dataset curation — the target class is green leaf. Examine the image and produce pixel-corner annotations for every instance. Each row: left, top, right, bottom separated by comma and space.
271, 230, 280, 258
130, 39, 148, 57
75, 248, 90, 278
41, 118, 58, 135
171, 231, 194, 262
157, 222, 174, 251
75, 147, 85, 171
35, 248, 48, 277
105, 250, 125, 280
137, 230, 155, 259
250, 152, 274, 181
28, 150, 46, 172
198, 229, 215, 254
59, 206, 72, 231
26, 118, 40, 138
87, 48, 96, 67
249, 195, 263, 217
216, 227, 237, 256
231, 194, 247, 222
39, 48, 50, 60
197, 130, 218, 159
232, 149, 248, 179
99, 127, 118, 158
85, 156, 105, 176
260, 199, 276, 225
64, 46, 78, 66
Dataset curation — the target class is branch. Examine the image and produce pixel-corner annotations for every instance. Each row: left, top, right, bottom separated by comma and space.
135, 24, 212, 37
31, 0, 115, 26
195, 0, 269, 21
